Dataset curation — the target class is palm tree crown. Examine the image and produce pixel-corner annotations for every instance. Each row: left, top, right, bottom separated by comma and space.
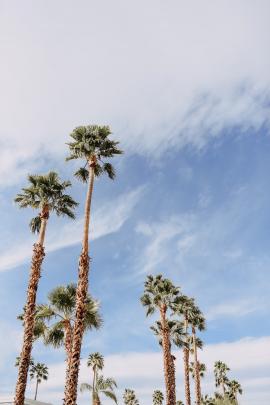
87, 352, 104, 371
151, 320, 186, 348
29, 362, 48, 383
80, 376, 118, 404
228, 379, 242, 400
35, 284, 101, 346
14, 171, 78, 233
214, 361, 230, 389
141, 274, 181, 315
123, 389, 139, 405
153, 390, 164, 405
66, 125, 123, 181
189, 361, 206, 379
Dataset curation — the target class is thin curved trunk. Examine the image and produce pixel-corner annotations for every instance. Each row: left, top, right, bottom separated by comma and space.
192, 327, 201, 405
92, 366, 96, 405
160, 305, 176, 405
14, 210, 48, 405
64, 158, 95, 405
183, 316, 191, 405
34, 380, 39, 401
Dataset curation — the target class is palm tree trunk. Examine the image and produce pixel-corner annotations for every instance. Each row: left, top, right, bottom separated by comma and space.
92, 366, 96, 405
64, 321, 73, 394
192, 327, 201, 405
64, 158, 95, 405
160, 305, 176, 405
183, 317, 191, 405
14, 211, 48, 405
34, 379, 39, 401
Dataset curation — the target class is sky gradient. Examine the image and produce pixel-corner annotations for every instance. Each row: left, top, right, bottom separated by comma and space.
0, 1, 270, 404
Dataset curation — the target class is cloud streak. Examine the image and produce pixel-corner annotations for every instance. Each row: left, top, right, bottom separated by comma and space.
0, 188, 142, 272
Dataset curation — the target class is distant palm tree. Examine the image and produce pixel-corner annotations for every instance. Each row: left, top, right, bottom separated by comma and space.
214, 361, 230, 396
227, 380, 242, 404
201, 395, 215, 405
33, 284, 101, 382
123, 389, 139, 405
14, 172, 77, 405
29, 362, 48, 400
64, 125, 122, 405
189, 361, 206, 381
176, 401, 184, 405
190, 309, 206, 404
141, 275, 181, 405
80, 376, 117, 405
153, 390, 164, 405
80, 352, 117, 405
173, 295, 197, 405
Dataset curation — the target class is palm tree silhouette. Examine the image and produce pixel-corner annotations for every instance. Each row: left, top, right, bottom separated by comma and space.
14, 172, 77, 405
64, 125, 122, 404
29, 362, 48, 400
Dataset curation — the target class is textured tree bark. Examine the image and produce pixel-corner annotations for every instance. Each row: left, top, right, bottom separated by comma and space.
183, 317, 191, 405
14, 212, 47, 405
192, 327, 201, 405
64, 159, 95, 405
160, 305, 176, 405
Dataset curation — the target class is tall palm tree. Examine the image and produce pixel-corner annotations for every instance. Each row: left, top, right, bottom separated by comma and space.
190, 309, 206, 405
29, 362, 48, 400
153, 390, 164, 405
64, 125, 122, 404
80, 376, 117, 405
214, 361, 230, 396
141, 274, 181, 405
173, 295, 196, 405
14, 172, 77, 405
32, 284, 101, 383
227, 380, 242, 404
123, 389, 139, 405
85, 352, 104, 405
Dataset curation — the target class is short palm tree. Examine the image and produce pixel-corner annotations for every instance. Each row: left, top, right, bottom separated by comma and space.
29, 362, 48, 400
80, 352, 117, 405
14, 172, 77, 405
214, 361, 230, 396
173, 295, 197, 405
123, 389, 139, 405
227, 380, 242, 404
141, 274, 181, 405
64, 125, 122, 405
80, 376, 117, 405
190, 309, 206, 404
34, 284, 101, 376
153, 390, 164, 405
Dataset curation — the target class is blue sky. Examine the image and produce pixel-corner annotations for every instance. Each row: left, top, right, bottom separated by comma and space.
0, 1, 270, 404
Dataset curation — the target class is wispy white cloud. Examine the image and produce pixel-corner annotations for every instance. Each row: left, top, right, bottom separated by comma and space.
23, 336, 270, 405
0, 1, 269, 185
206, 299, 261, 321
0, 188, 142, 272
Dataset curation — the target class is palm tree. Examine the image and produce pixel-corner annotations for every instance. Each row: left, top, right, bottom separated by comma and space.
14, 172, 77, 405
64, 125, 122, 404
32, 284, 101, 384
190, 309, 206, 404
176, 402, 184, 405
80, 376, 117, 405
201, 395, 215, 405
29, 362, 48, 400
153, 390, 164, 405
123, 389, 139, 405
141, 274, 181, 405
227, 380, 242, 404
189, 362, 206, 379
80, 352, 117, 405
214, 361, 230, 396
173, 295, 196, 405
